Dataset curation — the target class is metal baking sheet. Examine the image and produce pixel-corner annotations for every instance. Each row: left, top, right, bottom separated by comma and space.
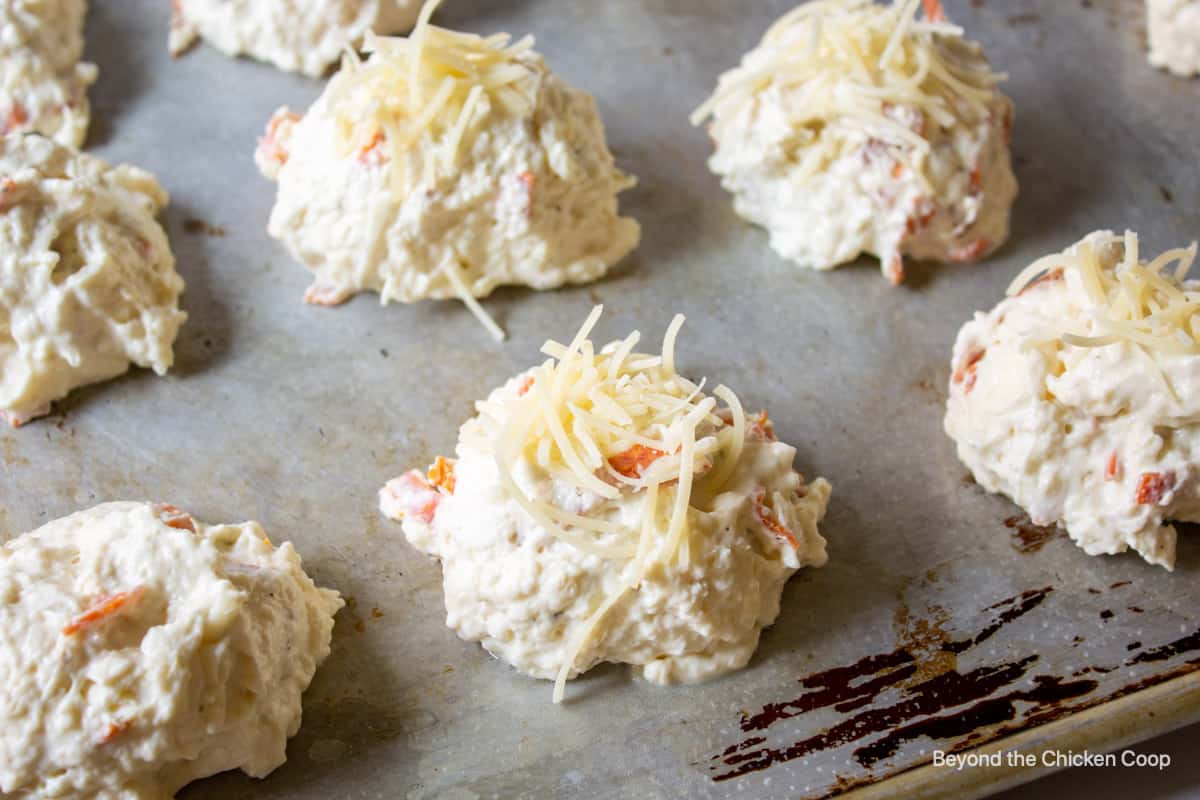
1, 0, 1196, 797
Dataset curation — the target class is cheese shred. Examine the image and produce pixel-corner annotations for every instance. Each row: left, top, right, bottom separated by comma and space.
325, 0, 539, 197
690, 0, 1005, 190
322, 0, 543, 340
1010, 230, 1200, 362
476, 307, 748, 702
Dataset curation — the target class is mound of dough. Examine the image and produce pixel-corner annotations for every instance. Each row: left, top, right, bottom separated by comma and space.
169, 0, 422, 77
0, 135, 186, 427
255, 1, 639, 339
945, 230, 1200, 569
0, 0, 98, 148
0, 501, 343, 798
1147, 0, 1200, 77
381, 308, 830, 702
692, 0, 1016, 284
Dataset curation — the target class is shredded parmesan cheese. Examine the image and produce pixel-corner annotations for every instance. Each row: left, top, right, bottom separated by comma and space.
690, 0, 1005, 191
1009, 231, 1200, 406
475, 307, 749, 702
1010, 231, 1200, 357
325, 0, 539, 197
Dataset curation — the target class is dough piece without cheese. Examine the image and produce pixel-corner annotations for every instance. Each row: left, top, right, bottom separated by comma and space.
691, 0, 1016, 284
169, 0, 422, 77
1147, 0, 1200, 76
380, 308, 830, 703
945, 230, 1200, 569
0, 0, 98, 148
255, 0, 639, 339
0, 134, 186, 427
0, 501, 343, 798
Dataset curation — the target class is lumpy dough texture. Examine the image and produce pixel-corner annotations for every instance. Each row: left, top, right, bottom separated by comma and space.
169, 0, 423, 76
0, 135, 186, 426
382, 370, 830, 692
695, 0, 1016, 284
0, 501, 343, 798
0, 0, 97, 147
255, 23, 638, 310
945, 231, 1200, 569
1147, 0, 1200, 76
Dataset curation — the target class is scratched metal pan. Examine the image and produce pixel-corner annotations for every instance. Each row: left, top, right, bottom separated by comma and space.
0, 0, 1195, 798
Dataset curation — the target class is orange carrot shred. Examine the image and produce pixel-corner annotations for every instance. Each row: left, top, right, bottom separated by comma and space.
427, 456, 457, 494
157, 503, 195, 532
100, 720, 132, 744
754, 492, 799, 549
608, 444, 668, 478
949, 237, 990, 263
1135, 472, 1174, 505
358, 130, 386, 164
1105, 453, 1122, 482
63, 586, 146, 636
952, 347, 985, 392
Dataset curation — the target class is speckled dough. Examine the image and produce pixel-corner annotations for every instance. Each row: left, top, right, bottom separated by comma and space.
1147, 0, 1200, 76
945, 231, 1200, 569
0, 135, 186, 426
256, 50, 639, 308
0, 0, 97, 148
0, 501, 343, 799
382, 371, 831, 688
169, 0, 423, 76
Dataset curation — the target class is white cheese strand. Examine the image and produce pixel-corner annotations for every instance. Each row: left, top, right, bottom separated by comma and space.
327, 0, 538, 196
482, 308, 751, 702
691, 0, 1004, 192
440, 259, 505, 341
1009, 231, 1200, 359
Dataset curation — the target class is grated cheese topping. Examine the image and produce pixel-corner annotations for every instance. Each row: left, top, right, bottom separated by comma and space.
321, 0, 551, 340
467, 307, 751, 702
690, 0, 1006, 190
325, 0, 539, 198
1009, 231, 1200, 402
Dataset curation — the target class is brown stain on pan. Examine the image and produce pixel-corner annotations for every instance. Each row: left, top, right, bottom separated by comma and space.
1004, 514, 1062, 553
708, 580, 1200, 789
712, 589, 1053, 781
1, 437, 29, 467
1127, 629, 1200, 665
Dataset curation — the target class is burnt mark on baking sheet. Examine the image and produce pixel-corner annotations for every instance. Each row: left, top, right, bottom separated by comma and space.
182, 218, 226, 237
1004, 514, 1062, 553
708, 600, 1200, 790
1127, 628, 1200, 665
710, 587, 1056, 782
945, 587, 1051, 655
1007, 13, 1041, 26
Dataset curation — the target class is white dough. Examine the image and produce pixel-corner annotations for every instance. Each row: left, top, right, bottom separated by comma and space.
0, 0, 97, 148
169, 0, 422, 77
1147, 0, 1200, 76
945, 231, 1200, 569
0, 135, 186, 427
255, 24, 639, 313
382, 366, 830, 694
0, 501, 343, 798
693, 0, 1016, 284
